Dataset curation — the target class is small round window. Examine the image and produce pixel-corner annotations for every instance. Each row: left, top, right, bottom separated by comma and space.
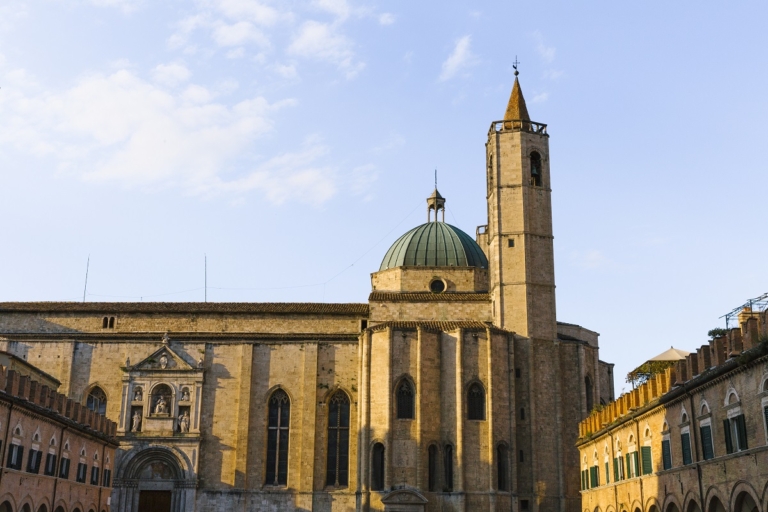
429, 278, 446, 293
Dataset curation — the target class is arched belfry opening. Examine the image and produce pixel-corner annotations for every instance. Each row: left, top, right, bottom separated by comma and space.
530, 151, 542, 187
426, 188, 446, 222
113, 447, 194, 512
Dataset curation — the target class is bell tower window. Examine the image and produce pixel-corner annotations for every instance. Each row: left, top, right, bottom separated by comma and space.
530, 151, 542, 187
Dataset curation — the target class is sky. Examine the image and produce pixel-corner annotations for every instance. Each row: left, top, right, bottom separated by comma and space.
1, 1, 767, 394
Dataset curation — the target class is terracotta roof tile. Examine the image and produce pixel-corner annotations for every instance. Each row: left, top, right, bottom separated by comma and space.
0, 302, 369, 316
368, 292, 489, 302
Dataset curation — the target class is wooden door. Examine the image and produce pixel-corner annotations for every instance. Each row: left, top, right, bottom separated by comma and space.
138, 491, 172, 512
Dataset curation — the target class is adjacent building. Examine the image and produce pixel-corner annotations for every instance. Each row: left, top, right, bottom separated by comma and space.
576, 307, 768, 512
0, 354, 118, 512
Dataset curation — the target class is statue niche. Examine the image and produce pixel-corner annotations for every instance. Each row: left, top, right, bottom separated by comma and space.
151, 384, 173, 416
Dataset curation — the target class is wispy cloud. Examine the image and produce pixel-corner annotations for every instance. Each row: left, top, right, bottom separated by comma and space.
532, 92, 549, 103
533, 30, 555, 63
439, 35, 476, 82
378, 13, 395, 25
152, 62, 191, 87
87, 0, 144, 14
288, 20, 364, 78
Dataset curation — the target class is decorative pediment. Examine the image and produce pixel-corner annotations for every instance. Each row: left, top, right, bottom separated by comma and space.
381, 489, 428, 504
129, 345, 195, 372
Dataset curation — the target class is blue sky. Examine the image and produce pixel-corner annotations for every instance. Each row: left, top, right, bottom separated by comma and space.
1, 1, 767, 392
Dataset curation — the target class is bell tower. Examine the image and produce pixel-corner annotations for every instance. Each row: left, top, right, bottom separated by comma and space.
486, 71, 556, 340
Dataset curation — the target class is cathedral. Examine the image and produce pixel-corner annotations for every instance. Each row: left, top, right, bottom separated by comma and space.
0, 76, 614, 512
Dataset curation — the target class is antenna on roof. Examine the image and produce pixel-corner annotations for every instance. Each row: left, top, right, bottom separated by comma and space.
204, 254, 207, 303
82, 255, 90, 303
435, 169, 437, 189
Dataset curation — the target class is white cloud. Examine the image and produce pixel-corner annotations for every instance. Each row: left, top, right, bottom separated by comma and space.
543, 69, 564, 81
439, 35, 476, 82
273, 63, 298, 79
0, 67, 354, 205
532, 31, 555, 63
152, 63, 191, 87
226, 47, 246, 59
212, 21, 270, 47
532, 92, 549, 103
378, 13, 395, 25
87, 0, 143, 13
288, 21, 364, 78
312, 0, 351, 20
206, 0, 283, 26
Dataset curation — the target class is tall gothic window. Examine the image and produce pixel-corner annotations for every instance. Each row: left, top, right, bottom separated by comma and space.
371, 443, 385, 490
585, 376, 594, 413
443, 444, 453, 492
86, 387, 107, 415
530, 151, 542, 187
326, 391, 350, 487
396, 380, 415, 419
497, 444, 509, 491
427, 445, 438, 492
467, 382, 485, 420
266, 389, 290, 486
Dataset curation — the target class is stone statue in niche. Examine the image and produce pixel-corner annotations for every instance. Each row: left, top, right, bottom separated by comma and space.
125, 357, 130, 367
162, 332, 170, 345
154, 396, 167, 414
178, 411, 190, 433
180, 388, 190, 401
134, 388, 142, 401
132, 411, 142, 432
159, 354, 168, 369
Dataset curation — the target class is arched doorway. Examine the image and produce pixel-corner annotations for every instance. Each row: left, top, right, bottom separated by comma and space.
0, 502, 12, 512
707, 497, 726, 512
686, 501, 702, 512
666, 504, 681, 512
734, 491, 759, 512
115, 448, 193, 512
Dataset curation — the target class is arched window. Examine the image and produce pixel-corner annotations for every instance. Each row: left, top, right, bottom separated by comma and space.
86, 387, 107, 415
585, 376, 594, 412
396, 380, 414, 419
266, 389, 290, 486
443, 444, 453, 491
467, 382, 485, 420
497, 444, 509, 491
427, 444, 438, 492
371, 443, 385, 490
326, 391, 350, 487
530, 151, 542, 187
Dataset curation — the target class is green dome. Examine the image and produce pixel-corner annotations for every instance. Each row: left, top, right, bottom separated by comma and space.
379, 222, 488, 271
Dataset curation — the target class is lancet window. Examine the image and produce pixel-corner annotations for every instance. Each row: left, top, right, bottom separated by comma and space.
266, 389, 290, 486
325, 391, 350, 487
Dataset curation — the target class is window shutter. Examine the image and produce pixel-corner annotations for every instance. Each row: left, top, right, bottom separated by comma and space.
619, 456, 625, 480
15, 446, 23, 470
590, 466, 598, 488
613, 458, 619, 482
736, 414, 748, 450
661, 440, 672, 470
681, 433, 692, 465
641, 446, 652, 475
625, 453, 631, 478
723, 419, 733, 454
605, 462, 610, 483
633, 452, 639, 477
700, 425, 714, 460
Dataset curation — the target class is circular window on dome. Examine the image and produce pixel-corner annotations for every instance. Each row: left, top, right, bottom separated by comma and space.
429, 278, 446, 294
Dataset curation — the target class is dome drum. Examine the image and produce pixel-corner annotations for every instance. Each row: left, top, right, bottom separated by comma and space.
371, 266, 489, 294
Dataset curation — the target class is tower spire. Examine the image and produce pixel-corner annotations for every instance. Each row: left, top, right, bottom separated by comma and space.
504, 59, 530, 123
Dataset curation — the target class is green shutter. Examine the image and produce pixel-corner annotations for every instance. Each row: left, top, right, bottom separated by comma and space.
613, 458, 619, 482
736, 414, 748, 450
723, 419, 733, 454
700, 425, 714, 460
590, 466, 598, 488
633, 451, 639, 477
605, 462, 610, 483
681, 433, 692, 465
619, 455, 625, 480
625, 453, 631, 478
661, 439, 672, 470
641, 446, 652, 475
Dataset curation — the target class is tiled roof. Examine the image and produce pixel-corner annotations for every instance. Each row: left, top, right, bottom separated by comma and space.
0, 302, 369, 315
369, 320, 509, 334
368, 292, 490, 302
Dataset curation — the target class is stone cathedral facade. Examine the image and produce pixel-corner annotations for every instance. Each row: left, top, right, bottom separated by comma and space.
0, 77, 614, 512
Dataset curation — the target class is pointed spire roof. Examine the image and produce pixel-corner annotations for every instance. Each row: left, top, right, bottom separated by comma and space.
504, 77, 530, 122
428, 188, 444, 200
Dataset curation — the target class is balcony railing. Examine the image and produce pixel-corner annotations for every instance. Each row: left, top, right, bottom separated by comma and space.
489, 119, 548, 136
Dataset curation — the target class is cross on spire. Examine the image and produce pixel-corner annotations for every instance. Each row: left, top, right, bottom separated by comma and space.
513, 56, 520, 76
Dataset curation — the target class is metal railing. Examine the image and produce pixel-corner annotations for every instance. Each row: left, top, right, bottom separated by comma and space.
489, 119, 548, 135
